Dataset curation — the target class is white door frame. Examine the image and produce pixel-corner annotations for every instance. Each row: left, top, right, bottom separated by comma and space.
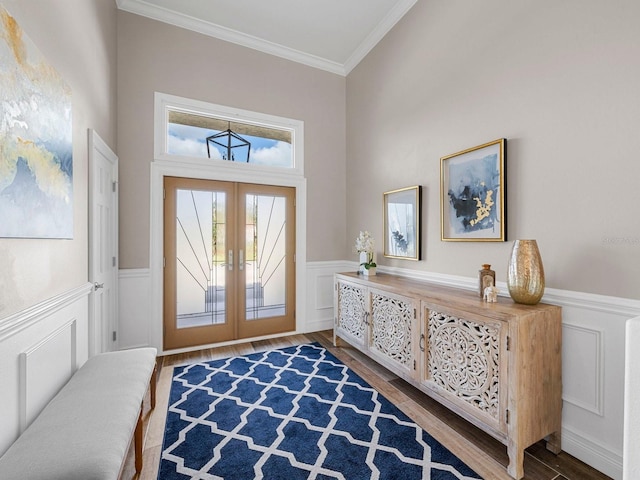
151, 92, 307, 355
149, 159, 307, 355
88, 129, 119, 356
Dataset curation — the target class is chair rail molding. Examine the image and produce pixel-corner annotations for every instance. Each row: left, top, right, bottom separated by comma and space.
0, 283, 93, 342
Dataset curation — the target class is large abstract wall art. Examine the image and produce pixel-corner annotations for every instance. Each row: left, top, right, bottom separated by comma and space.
0, 4, 73, 239
440, 139, 506, 242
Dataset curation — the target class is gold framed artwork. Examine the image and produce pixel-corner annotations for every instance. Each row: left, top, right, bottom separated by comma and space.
383, 186, 421, 260
440, 139, 506, 242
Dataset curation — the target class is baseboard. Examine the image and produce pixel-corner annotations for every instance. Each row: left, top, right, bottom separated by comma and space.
563, 426, 623, 479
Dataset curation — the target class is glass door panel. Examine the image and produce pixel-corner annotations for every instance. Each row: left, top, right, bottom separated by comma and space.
244, 193, 286, 320
175, 188, 227, 328
238, 184, 295, 339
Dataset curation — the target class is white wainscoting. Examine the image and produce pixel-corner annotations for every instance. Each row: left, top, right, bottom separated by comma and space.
375, 264, 639, 480
0, 283, 92, 456
304, 261, 344, 333
118, 261, 639, 479
624, 316, 640, 479
118, 264, 334, 352
19, 319, 77, 433
118, 268, 151, 350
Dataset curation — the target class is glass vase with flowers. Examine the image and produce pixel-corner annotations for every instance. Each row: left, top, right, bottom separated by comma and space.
355, 231, 377, 275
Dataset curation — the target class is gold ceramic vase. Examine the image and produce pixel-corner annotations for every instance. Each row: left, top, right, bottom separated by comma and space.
507, 239, 545, 305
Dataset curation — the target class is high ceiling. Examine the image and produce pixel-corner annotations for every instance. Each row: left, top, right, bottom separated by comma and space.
116, 0, 417, 75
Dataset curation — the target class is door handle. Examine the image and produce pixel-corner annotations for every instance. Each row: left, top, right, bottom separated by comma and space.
228, 250, 233, 271
419, 333, 425, 352
239, 250, 244, 271
94, 282, 104, 291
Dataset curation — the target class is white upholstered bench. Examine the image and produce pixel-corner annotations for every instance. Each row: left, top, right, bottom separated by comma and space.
0, 347, 157, 480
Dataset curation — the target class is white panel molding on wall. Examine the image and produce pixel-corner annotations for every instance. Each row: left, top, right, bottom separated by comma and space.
305, 261, 345, 333
0, 283, 92, 456
19, 319, 77, 432
624, 316, 640, 479
562, 323, 604, 416
116, 260, 638, 479
118, 268, 151, 350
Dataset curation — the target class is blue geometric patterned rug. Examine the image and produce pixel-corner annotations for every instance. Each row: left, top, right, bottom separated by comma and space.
158, 343, 483, 480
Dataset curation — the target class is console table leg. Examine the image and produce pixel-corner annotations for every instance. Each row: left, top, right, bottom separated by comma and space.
507, 443, 524, 480
333, 333, 348, 348
545, 431, 562, 454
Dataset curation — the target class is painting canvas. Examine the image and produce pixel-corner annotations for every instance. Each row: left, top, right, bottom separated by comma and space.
384, 185, 421, 260
441, 139, 506, 241
0, 5, 73, 238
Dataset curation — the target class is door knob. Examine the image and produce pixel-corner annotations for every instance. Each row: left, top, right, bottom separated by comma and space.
94, 282, 104, 290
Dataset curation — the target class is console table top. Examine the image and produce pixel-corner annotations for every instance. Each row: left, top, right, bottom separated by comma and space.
337, 271, 561, 321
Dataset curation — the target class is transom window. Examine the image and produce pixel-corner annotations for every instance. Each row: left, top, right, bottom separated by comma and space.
155, 93, 303, 175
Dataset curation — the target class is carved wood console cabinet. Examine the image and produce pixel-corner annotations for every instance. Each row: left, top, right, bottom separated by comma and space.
333, 272, 562, 479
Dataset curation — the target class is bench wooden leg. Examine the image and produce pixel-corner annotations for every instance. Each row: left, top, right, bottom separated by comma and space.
151, 363, 157, 410
135, 405, 143, 475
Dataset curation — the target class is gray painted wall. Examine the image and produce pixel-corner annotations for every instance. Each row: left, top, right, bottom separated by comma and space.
346, 0, 640, 299
0, 0, 117, 319
116, 12, 347, 268
2, 0, 637, 320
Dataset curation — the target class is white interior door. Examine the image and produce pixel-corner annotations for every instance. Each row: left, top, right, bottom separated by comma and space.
88, 129, 119, 356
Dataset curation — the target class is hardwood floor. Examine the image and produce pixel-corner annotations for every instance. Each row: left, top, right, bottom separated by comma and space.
130, 330, 612, 480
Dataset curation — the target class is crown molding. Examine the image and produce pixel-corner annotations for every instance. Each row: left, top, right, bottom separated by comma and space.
116, 0, 345, 75
116, 0, 417, 77
344, 0, 417, 74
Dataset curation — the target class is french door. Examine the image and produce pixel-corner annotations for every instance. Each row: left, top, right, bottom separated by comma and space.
163, 177, 296, 350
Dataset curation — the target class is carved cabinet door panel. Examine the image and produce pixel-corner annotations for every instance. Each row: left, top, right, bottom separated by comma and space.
368, 288, 419, 379
419, 304, 509, 435
335, 279, 368, 349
